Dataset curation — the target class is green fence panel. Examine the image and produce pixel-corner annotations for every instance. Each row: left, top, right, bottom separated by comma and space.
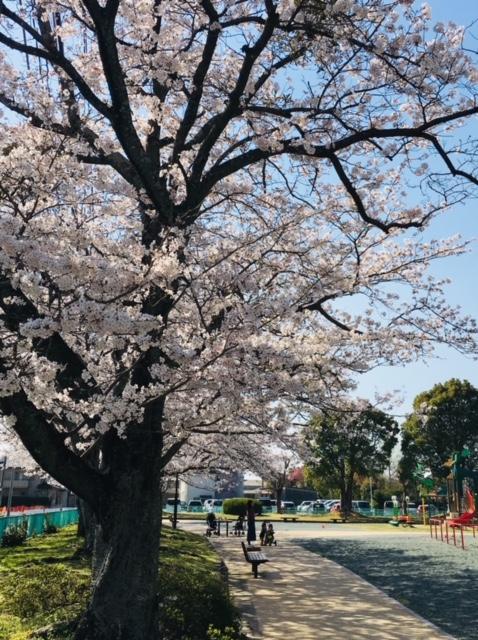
27, 513, 45, 536
0, 508, 78, 542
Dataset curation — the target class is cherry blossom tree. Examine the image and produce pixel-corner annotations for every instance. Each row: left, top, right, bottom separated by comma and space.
258, 446, 302, 512
0, 1, 477, 637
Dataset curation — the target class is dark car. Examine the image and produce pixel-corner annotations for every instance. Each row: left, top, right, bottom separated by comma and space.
165, 498, 187, 510
417, 504, 438, 515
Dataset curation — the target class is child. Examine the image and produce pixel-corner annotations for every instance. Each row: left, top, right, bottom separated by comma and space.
259, 521, 267, 545
234, 515, 245, 536
265, 523, 276, 546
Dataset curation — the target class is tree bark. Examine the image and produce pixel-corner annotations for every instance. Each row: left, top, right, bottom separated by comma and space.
339, 477, 346, 513
77, 499, 96, 556
75, 432, 164, 640
276, 486, 283, 514
343, 482, 353, 515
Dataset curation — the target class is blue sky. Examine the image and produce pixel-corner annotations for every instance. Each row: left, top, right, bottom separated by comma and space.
355, 0, 478, 418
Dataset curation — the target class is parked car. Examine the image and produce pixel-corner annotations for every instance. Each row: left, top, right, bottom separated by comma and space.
258, 498, 273, 513
352, 500, 371, 512
325, 500, 340, 512
187, 499, 203, 512
297, 500, 315, 512
309, 500, 326, 513
417, 504, 439, 515
280, 501, 296, 512
211, 499, 223, 509
165, 498, 187, 510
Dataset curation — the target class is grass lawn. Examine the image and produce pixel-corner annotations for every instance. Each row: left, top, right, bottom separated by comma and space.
168, 511, 390, 523
0, 527, 89, 640
0, 525, 242, 640
296, 531, 478, 640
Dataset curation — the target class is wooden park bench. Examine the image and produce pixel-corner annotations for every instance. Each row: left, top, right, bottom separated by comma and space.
241, 541, 269, 578
280, 516, 298, 522
330, 513, 346, 523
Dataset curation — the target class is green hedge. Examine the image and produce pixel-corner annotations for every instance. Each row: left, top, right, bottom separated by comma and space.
222, 498, 261, 517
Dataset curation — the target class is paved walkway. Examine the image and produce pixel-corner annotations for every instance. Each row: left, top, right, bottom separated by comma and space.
209, 535, 454, 640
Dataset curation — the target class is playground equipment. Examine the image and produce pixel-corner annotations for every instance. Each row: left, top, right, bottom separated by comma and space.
446, 448, 478, 517
449, 486, 476, 527
429, 452, 478, 551
429, 489, 476, 550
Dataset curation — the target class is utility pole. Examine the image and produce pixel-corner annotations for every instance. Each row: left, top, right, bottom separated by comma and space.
172, 473, 179, 530
0, 456, 6, 510
6, 466, 14, 516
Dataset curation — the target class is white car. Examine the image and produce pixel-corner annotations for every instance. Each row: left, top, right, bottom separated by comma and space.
187, 499, 203, 511
309, 500, 326, 512
297, 500, 315, 512
325, 500, 340, 512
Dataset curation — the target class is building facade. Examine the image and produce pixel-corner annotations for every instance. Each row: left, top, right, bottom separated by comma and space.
0, 467, 76, 508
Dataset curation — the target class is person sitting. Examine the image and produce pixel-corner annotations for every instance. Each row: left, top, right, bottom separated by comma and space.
233, 515, 245, 536
259, 521, 268, 545
206, 511, 218, 537
264, 523, 277, 546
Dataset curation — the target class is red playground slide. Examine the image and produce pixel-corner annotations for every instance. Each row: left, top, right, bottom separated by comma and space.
449, 487, 476, 527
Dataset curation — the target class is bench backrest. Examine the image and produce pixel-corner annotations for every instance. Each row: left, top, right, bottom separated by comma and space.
241, 541, 249, 560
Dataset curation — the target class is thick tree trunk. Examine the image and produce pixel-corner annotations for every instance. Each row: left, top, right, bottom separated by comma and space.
339, 478, 346, 513
75, 434, 164, 640
343, 480, 353, 514
77, 499, 96, 555
276, 486, 283, 514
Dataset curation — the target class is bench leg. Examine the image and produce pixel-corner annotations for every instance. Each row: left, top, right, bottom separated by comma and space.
252, 563, 258, 578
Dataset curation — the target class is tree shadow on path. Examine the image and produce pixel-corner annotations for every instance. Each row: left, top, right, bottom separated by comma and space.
297, 537, 478, 640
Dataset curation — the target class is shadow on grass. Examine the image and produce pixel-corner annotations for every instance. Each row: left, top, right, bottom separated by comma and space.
297, 537, 477, 640
0, 527, 88, 573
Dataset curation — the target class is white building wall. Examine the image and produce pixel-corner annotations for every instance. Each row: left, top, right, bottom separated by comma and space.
179, 475, 216, 503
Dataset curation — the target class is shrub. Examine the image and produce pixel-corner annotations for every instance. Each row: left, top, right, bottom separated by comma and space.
157, 564, 240, 640
1, 521, 27, 547
222, 499, 261, 517
2, 564, 89, 620
44, 519, 59, 535
207, 625, 246, 640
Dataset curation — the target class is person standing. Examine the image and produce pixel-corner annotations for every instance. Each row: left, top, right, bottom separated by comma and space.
246, 499, 256, 545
